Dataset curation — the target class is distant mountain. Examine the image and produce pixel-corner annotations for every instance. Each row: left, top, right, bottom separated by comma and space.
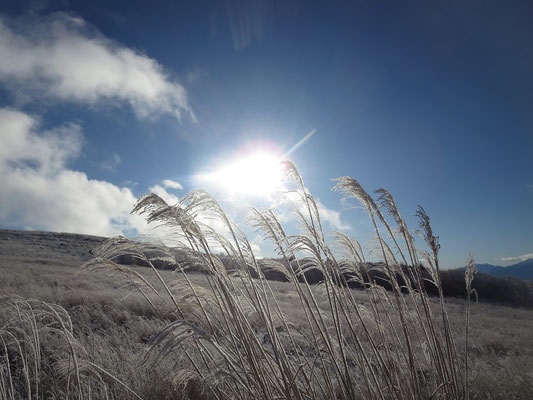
472, 259, 533, 281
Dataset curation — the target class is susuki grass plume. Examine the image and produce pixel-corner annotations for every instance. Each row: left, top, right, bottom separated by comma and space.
81, 162, 476, 399
0, 295, 140, 399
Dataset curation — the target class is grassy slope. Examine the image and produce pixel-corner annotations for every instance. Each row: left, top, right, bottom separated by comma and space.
1, 231, 532, 399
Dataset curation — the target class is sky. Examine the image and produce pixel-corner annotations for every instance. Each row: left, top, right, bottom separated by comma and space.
0, 0, 532, 268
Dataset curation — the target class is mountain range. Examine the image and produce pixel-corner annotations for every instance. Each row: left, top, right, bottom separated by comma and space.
471, 259, 533, 281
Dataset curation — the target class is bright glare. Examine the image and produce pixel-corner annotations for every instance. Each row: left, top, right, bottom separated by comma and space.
204, 152, 285, 196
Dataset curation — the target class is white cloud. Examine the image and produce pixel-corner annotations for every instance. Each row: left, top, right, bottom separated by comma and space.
250, 242, 263, 258
0, 108, 82, 174
500, 253, 533, 263
101, 152, 121, 171
0, 108, 147, 236
0, 13, 195, 121
316, 200, 351, 231
162, 179, 183, 190
148, 184, 180, 205
193, 177, 351, 233
270, 187, 350, 231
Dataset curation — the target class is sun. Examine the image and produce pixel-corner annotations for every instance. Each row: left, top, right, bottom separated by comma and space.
200, 151, 285, 197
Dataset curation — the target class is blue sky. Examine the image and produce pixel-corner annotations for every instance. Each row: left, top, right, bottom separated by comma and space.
0, 1, 532, 268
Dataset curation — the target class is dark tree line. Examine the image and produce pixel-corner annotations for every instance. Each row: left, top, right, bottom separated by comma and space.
108, 248, 533, 308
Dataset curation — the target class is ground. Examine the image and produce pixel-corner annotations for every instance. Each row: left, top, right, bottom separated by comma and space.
1, 229, 532, 399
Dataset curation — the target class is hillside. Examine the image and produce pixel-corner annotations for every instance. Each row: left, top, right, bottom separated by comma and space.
1, 229, 532, 399
474, 260, 533, 281
2, 229, 532, 308
0, 229, 106, 268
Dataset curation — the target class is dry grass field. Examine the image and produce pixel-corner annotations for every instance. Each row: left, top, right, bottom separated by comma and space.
1, 166, 532, 399
1, 245, 532, 399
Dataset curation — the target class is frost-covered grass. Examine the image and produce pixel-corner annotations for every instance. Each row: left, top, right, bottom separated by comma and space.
1, 163, 532, 399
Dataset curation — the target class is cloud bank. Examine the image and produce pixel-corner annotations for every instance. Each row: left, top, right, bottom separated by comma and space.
500, 253, 533, 263
265, 188, 350, 231
148, 184, 180, 205
0, 107, 348, 246
0, 108, 146, 236
162, 179, 184, 190
0, 13, 195, 121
